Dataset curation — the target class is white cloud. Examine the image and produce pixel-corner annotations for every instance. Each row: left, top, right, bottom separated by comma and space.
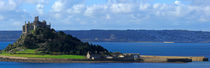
174, 6, 182, 16
47, 0, 210, 30
139, 3, 150, 10
21, 0, 37, 4
174, 0, 181, 5
8, 0, 16, 10
1, 0, 210, 30
84, 5, 108, 16
106, 14, 111, 19
0, 15, 4, 20
186, 0, 210, 6
0, 1, 5, 10
36, 4, 44, 14
67, 4, 85, 14
0, 0, 17, 11
153, 3, 160, 9
12, 21, 22, 26
84, 6, 95, 16
52, 1, 63, 12
54, 13, 61, 18
204, 6, 210, 15
199, 17, 208, 22
20, 0, 47, 4
110, 3, 133, 13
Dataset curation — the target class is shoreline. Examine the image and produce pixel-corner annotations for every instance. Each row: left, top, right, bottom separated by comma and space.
1, 41, 210, 44
0, 55, 143, 63
0, 55, 207, 63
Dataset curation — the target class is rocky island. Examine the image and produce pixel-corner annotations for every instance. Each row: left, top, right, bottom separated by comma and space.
0, 17, 208, 63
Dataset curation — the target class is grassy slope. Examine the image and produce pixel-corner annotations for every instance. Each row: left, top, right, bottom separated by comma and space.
16, 49, 38, 54
0, 49, 86, 59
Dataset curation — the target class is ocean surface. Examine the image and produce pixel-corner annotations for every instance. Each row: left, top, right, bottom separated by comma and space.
0, 42, 210, 68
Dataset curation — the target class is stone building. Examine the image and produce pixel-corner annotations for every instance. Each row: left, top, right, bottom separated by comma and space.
86, 51, 104, 60
111, 52, 141, 61
22, 16, 51, 34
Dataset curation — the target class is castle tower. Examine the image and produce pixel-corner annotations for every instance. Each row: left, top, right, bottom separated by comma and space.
34, 16, 39, 22
33, 16, 39, 30
25, 22, 28, 33
22, 16, 51, 34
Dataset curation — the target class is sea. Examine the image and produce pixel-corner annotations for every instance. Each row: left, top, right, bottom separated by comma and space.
0, 42, 210, 68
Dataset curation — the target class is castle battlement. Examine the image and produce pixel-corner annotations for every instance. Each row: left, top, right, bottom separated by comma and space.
22, 16, 51, 34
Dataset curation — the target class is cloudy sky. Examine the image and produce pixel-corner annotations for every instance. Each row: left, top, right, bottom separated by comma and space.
0, 0, 210, 31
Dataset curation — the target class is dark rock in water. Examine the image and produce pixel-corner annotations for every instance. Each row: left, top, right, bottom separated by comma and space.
203, 58, 208, 61
167, 59, 192, 62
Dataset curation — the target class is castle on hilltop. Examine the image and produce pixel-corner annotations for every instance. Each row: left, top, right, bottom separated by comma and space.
22, 16, 51, 34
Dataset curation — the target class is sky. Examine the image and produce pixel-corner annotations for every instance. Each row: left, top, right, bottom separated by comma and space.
0, 0, 210, 31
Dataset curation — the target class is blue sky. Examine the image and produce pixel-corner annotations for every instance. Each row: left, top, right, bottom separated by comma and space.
0, 0, 210, 31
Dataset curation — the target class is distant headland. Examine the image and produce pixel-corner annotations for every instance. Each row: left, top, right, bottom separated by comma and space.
1, 30, 210, 43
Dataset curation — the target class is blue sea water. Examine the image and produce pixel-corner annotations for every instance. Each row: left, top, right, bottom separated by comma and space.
1, 42, 210, 68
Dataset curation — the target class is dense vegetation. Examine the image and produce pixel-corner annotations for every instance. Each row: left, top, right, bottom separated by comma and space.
1, 30, 210, 43
3, 27, 109, 55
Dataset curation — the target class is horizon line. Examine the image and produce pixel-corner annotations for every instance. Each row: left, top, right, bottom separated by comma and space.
0, 29, 209, 32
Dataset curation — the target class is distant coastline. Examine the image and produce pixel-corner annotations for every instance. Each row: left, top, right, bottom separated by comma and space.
0, 40, 205, 44
1, 30, 210, 43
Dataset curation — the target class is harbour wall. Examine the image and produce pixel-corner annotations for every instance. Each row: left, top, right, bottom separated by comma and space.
141, 55, 208, 62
